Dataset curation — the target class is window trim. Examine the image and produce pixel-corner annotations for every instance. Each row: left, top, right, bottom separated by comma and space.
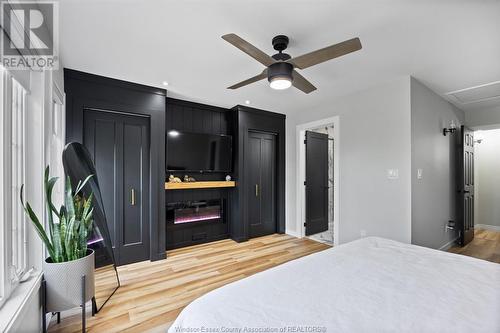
0, 68, 29, 308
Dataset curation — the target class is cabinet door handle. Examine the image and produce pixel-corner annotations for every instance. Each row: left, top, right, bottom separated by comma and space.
131, 188, 136, 206
255, 184, 259, 197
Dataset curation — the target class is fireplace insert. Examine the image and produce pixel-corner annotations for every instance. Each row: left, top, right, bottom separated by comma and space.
166, 199, 228, 249
167, 199, 223, 226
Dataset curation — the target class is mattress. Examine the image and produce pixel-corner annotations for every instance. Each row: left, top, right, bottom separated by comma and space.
169, 237, 500, 333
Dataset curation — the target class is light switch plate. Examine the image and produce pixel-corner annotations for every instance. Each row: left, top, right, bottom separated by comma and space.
387, 169, 399, 180
417, 168, 423, 179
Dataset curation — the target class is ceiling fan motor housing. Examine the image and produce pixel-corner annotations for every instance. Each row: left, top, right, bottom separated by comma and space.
272, 35, 289, 51
267, 62, 294, 83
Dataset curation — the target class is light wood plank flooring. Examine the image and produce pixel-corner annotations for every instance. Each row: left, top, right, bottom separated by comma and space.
448, 229, 500, 264
48, 234, 330, 333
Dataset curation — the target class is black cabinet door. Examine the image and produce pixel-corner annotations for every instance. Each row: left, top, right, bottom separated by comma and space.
84, 109, 150, 265
305, 130, 329, 236
248, 131, 276, 238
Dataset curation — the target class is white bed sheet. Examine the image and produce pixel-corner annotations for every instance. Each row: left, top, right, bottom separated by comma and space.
169, 237, 500, 333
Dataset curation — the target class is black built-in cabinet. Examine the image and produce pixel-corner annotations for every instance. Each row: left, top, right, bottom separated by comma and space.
165, 98, 232, 249
165, 101, 285, 246
64, 69, 166, 263
247, 131, 277, 238
84, 110, 151, 265
65, 70, 285, 264
230, 106, 286, 242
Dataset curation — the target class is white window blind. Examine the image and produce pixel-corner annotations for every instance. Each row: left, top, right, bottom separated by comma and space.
10, 78, 27, 278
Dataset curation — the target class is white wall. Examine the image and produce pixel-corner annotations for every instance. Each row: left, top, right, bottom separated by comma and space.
475, 129, 500, 228
286, 77, 412, 244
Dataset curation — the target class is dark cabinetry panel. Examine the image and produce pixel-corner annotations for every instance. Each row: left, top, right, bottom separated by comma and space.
165, 98, 232, 249
248, 131, 277, 238
231, 106, 286, 241
65, 69, 166, 263
84, 110, 150, 265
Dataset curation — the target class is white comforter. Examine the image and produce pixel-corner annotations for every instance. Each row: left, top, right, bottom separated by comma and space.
169, 237, 500, 333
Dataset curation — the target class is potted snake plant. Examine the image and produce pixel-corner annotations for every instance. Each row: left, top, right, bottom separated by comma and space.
20, 166, 95, 312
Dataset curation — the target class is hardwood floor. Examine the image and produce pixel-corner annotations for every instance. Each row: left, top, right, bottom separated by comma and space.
48, 234, 330, 333
448, 229, 500, 264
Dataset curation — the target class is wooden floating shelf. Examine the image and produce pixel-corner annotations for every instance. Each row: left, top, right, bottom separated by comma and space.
165, 181, 236, 190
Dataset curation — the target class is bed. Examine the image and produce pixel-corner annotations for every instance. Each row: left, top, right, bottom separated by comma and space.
169, 237, 500, 333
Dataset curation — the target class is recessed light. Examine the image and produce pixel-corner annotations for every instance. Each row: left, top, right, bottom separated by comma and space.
168, 130, 179, 137
245, 100, 250, 105
162, 81, 169, 86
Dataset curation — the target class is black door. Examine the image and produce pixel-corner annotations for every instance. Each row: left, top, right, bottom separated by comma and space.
84, 109, 150, 265
460, 126, 474, 246
305, 131, 329, 236
248, 131, 277, 238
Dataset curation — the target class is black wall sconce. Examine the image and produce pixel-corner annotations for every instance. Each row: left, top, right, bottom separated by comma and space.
443, 120, 457, 136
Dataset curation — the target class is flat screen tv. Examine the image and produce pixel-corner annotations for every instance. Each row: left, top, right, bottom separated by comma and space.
166, 131, 232, 173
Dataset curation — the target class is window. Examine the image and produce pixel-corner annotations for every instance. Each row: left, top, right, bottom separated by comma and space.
0, 67, 28, 308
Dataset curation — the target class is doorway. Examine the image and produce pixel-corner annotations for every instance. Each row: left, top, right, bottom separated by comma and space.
83, 109, 151, 265
473, 128, 500, 234
296, 116, 339, 245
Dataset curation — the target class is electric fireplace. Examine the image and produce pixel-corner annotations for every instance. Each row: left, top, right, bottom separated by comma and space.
166, 198, 228, 249
173, 201, 221, 224
167, 199, 223, 226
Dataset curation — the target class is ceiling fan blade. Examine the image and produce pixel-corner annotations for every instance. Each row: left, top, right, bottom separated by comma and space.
288, 37, 362, 70
228, 70, 268, 90
222, 33, 275, 67
292, 70, 316, 94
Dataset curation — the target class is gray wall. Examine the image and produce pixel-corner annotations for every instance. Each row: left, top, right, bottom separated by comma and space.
286, 77, 412, 244
475, 129, 500, 228
410, 78, 465, 249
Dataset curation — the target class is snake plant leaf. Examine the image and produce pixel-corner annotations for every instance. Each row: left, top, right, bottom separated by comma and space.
52, 222, 63, 262
44, 166, 58, 239
82, 193, 93, 223
20, 185, 55, 259
78, 221, 87, 258
74, 174, 93, 198
59, 213, 67, 259
22, 167, 94, 263
64, 216, 75, 260
84, 208, 94, 233
65, 176, 75, 218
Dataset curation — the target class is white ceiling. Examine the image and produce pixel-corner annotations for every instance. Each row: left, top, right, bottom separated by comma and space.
59, 0, 500, 116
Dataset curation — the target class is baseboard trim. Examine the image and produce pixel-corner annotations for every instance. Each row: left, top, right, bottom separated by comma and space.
475, 224, 500, 232
439, 236, 460, 251
285, 230, 301, 238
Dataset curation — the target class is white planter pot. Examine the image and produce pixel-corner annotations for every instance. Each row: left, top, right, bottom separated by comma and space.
43, 249, 95, 312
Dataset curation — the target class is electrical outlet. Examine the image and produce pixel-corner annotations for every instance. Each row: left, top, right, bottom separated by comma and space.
387, 169, 399, 180
360, 230, 367, 237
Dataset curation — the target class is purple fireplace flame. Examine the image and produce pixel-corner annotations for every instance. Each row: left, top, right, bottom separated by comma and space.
173, 203, 221, 225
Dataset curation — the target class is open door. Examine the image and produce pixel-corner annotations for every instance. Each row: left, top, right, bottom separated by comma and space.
460, 126, 475, 245
305, 131, 329, 236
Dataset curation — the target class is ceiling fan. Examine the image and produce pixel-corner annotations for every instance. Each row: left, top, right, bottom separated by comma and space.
222, 33, 362, 94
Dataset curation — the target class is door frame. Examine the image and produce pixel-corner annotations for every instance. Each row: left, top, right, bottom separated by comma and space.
296, 116, 339, 244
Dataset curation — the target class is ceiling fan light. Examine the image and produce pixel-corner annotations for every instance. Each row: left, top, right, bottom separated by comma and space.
267, 62, 294, 90
269, 76, 292, 90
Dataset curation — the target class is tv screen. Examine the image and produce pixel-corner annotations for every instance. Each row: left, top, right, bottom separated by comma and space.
166, 131, 232, 173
